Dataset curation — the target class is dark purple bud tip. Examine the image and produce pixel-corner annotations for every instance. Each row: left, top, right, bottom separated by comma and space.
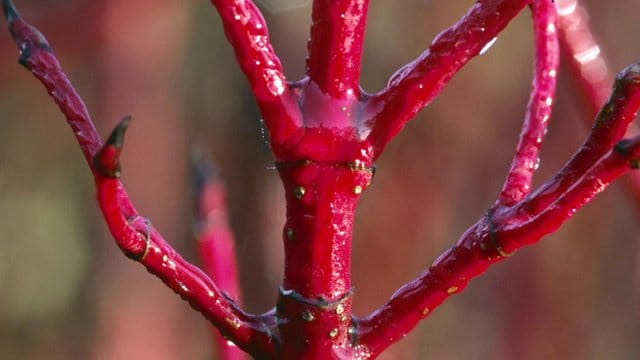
106, 115, 132, 148
190, 144, 221, 195
617, 63, 640, 85
3, 0, 20, 23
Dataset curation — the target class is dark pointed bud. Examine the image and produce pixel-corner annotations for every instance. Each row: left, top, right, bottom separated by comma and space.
4, 0, 53, 69
618, 63, 640, 85
3, 0, 19, 23
106, 115, 132, 149
614, 138, 634, 157
190, 144, 221, 196
93, 115, 132, 178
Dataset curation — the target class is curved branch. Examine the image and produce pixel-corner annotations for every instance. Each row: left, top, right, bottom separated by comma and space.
95, 127, 273, 357
4, 2, 274, 357
364, 0, 531, 157
356, 60, 640, 360
208, 0, 302, 146
524, 63, 640, 215
497, 1, 559, 206
4, 0, 101, 164
306, 0, 370, 99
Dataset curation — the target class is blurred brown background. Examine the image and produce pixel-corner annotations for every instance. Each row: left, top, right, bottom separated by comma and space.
1, 1, 639, 359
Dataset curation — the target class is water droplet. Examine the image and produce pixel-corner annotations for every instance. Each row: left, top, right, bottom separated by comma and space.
302, 310, 315, 322
294, 186, 306, 199
263, 69, 285, 96
546, 23, 556, 33
479, 37, 498, 55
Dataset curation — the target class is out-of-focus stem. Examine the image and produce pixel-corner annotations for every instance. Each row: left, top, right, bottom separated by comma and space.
557, 0, 640, 208
557, 0, 612, 114
193, 158, 246, 360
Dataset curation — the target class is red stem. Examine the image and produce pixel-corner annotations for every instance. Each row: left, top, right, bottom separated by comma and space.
364, 0, 531, 157
194, 159, 246, 360
306, 0, 370, 99
4, 2, 274, 357
355, 48, 640, 360
276, 161, 373, 359
524, 63, 640, 215
557, 0, 612, 114
208, 0, 302, 146
95, 164, 273, 357
556, 0, 640, 209
497, 1, 559, 206
11, 0, 640, 358
5, 9, 101, 164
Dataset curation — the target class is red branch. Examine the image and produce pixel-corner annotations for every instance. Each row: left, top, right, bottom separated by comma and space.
364, 0, 531, 156
557, 0, 612, 113
498, 1, 559, 206
3, 1, 274, 357
525, 65, 640, 216
9, 0, 640, 358
356, 61, 640, 358
208, 0, 302, 146
556, 0, 640, 209
306, 0, 370, 99
193, 158, 246, 360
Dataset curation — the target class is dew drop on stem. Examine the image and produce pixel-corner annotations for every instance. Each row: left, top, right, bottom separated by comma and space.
479, 37, 498, 55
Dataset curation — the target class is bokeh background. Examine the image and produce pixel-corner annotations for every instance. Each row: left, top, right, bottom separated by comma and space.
1, 0, 639, 359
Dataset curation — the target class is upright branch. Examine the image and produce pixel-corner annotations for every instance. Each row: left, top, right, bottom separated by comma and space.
208, 0, 302, 145
498, 1, 559, 206
3, 1, 275, 357
365, 0, 531, 156
306, 0, 370, 99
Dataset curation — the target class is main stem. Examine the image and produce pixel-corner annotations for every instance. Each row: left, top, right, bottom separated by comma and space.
276, 161, 372, 358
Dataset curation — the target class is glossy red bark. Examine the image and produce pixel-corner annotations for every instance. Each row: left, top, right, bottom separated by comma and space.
364, 0, 531, 156
307, 0, 370, 99
498, 1, 559, 207
7, 0, 640, 358
556, 0, 640, 208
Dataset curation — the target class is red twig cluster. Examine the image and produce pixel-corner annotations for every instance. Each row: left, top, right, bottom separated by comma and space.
5, 0, 640, 358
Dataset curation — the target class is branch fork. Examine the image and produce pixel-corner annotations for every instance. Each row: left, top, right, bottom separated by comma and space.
6, 0, 640, 358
